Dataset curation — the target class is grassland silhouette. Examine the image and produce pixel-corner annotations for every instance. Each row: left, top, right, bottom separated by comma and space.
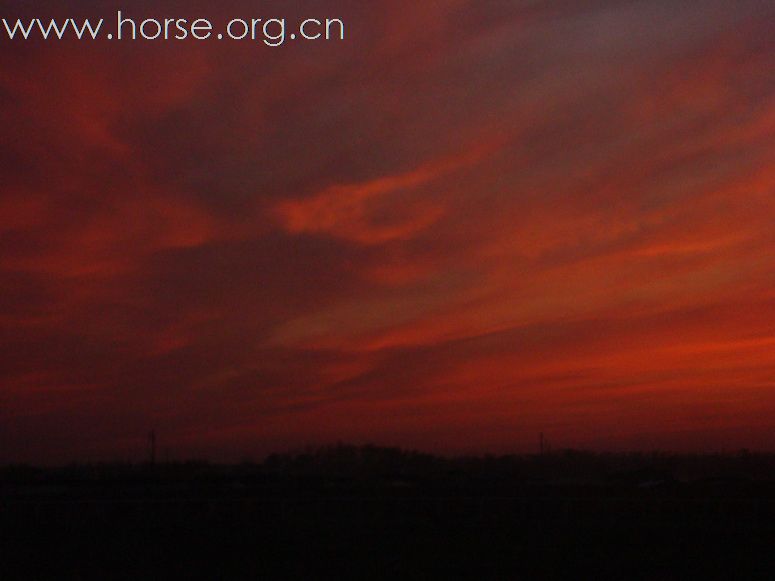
3, 445, 775, 579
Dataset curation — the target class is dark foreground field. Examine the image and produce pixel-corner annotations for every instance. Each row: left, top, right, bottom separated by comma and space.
3, 446, 775, 579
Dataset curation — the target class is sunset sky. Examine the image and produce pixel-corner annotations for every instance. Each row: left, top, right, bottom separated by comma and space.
1, 0, 774, 463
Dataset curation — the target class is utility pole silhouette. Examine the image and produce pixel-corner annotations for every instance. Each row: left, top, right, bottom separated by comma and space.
148, 429, 157, 465
539, 432, 550, 455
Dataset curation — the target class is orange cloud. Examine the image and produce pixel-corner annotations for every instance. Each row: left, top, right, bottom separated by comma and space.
273, 141, 495, 244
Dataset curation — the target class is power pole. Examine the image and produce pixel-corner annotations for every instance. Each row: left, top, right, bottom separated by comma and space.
149, 429, 156, 465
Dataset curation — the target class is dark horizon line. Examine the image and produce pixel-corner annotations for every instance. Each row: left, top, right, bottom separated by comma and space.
3, 443, 773, 469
